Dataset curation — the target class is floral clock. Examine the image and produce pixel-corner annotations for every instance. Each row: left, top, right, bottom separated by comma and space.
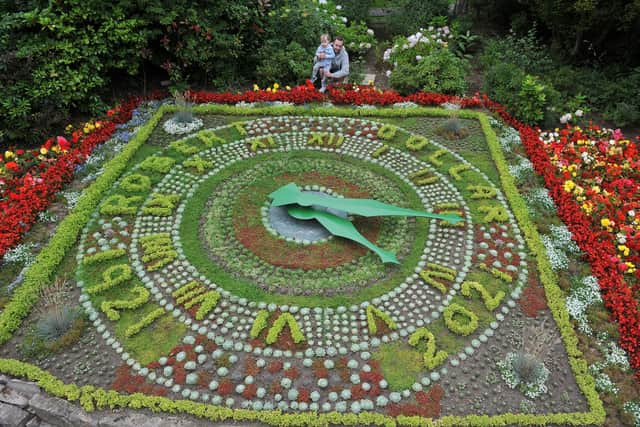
74, 114, 575, 418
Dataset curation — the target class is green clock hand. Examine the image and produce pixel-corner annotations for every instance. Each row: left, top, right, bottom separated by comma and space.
287, 206, 399, 264
270, 183, 462, 224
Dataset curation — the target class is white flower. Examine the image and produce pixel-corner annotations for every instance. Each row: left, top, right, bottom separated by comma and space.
402, 44, 408, 50
575, 109, 584, 117
341, 16, 347, 23
318, 0, 327, 4
383, 49, 392, 62
336, 4, 342, 9
628, 210, 636, 217
559, 113, 572, 124
415, 55, 423, 61
385, 70, 392, 77
163, 117, 204, 135
428, 26, 434, 31
367, 29, 374, 35
365, 43, 371, 49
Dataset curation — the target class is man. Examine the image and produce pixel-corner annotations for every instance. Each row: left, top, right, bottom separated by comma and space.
320, 36, 349, 93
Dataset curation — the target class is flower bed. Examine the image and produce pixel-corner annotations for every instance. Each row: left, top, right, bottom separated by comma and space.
0, 101, 608, 426
481, 96, 640, 382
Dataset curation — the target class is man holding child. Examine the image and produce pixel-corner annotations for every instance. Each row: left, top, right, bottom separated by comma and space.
312, 35, 349, 93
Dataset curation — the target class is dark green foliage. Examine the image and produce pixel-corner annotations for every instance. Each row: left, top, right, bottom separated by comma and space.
390, 49, 468, 96
389, 64, 422, 96
255, 41, 311, 85
152, 1, 259, 89
387, 0, 451, 36
0, 4, 151, 144
480, 28, 553, 75
336, 0, 373, 25
522, 0, 640, 60
480, 29, 561, 124
607, 102, 640, 128
0, 0, 258, 145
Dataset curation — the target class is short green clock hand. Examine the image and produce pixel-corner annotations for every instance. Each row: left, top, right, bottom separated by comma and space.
270, 183, 462, 224
287, 206, 399, 264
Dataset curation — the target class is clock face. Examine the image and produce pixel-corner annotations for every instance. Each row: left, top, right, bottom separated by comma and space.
77, 115, 529, 411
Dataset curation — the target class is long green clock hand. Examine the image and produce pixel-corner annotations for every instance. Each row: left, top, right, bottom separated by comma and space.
270, 183, 462, 224
287, 206, 400, 264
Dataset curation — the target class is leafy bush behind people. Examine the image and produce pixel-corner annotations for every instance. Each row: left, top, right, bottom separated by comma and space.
385, 26, 468, 96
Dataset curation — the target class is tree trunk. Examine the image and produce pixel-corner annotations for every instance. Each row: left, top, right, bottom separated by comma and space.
571, 29, 583, 57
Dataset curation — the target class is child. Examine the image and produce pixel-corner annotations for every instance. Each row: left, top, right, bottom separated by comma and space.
311, 34, 335, 84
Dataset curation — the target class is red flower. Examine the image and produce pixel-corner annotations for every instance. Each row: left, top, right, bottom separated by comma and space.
5, 161, 20, 172
56, 136, 71, 151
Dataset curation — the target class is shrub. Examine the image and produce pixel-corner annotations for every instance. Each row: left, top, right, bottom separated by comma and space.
390, 49, 468, 95
515, 75, 547, 124
336, 0, 373, 24
480, 27, 553, 75
0, 1, 260, 145
387, 0, 451, 36
605, 102, 640, 128
255, 41, 311, 86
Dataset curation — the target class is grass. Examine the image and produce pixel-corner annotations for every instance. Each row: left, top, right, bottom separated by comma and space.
373, 341, 424, 391
114, 306, 186, 365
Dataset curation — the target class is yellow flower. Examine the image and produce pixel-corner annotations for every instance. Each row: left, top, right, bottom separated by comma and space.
253, 84, 260, 91
51, 146, 60, 153
581, 202, 592, 214
286, 86, 291, 91
625, 262, 636, 273
563, 180, 575, 193
273, 83, 279, 89
65, 124, 74, 132
4, 151, 14, 159
618, 245, 630, 257
40, 147, 48, 155
95, 121, 101, 128
266, 87, 272, 93
591, 186, 601, 194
